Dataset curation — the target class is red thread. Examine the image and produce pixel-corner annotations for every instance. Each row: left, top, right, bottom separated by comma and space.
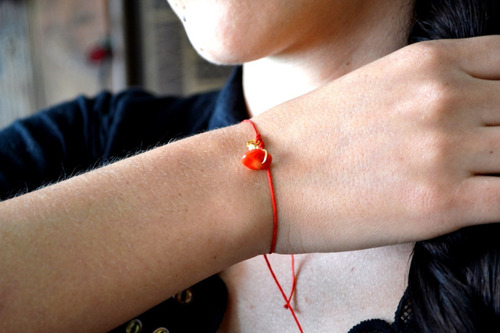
242, 120, 303, 333
264, 254, 302, 333
287, 254, 297, 309
266, 168, 278, 253
242, 119, 277, 253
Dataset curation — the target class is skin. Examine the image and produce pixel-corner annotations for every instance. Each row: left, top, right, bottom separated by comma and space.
172, 0, 416, 330
1, 0, 500, 331
168, 0, 343, 64
171, 0, 500, 331
169, 0, 414, 114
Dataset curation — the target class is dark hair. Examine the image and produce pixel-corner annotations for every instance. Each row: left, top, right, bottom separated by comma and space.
407, 1, 500, 331
409, 0, 500, 43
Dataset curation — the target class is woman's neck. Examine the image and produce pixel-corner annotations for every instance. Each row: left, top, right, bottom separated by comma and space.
243, 0, 414, 117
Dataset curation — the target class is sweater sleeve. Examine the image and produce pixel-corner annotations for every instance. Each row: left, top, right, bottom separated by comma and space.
0, 91, 120, 200
0, 88, 218, 201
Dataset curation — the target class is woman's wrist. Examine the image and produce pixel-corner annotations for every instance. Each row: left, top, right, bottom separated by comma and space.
216, 123, 275, 257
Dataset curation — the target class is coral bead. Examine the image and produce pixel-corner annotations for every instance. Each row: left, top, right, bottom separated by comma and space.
242, 149, 272, 170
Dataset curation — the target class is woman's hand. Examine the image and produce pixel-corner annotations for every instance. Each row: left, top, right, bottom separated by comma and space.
254, 35, 500, 253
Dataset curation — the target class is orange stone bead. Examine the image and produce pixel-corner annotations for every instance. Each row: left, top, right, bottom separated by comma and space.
242, 149, 272, 170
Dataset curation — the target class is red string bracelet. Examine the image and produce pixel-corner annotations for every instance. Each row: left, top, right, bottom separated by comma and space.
241, 119, 303, 333
241, 119, 277, 252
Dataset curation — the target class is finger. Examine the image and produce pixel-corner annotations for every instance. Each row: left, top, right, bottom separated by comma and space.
464, 128, 500, 175
452, 35, 500, 79
457, 176, 500, 225
465, 79, 500, 126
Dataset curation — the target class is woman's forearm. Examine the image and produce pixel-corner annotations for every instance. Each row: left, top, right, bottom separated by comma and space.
0, 123, 270, 331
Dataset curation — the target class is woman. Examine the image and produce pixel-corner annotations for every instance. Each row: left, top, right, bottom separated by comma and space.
0, 0, 499, 331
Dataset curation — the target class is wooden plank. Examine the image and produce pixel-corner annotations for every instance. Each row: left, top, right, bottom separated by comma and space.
0, 1, 35, 129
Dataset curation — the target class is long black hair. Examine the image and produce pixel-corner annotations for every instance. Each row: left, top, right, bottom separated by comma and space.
407, 1, 500, 331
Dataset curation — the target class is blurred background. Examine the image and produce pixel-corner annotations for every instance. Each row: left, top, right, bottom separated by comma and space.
0, 0, 233, 129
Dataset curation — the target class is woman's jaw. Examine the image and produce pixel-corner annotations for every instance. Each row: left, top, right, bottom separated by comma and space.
167, 0, 415, 115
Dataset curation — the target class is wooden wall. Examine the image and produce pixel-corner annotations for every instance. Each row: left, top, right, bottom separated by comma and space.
0, 0, 231, 130
1, 0, 114, 129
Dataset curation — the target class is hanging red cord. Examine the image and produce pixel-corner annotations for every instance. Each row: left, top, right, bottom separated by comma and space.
241, 120, 304, 333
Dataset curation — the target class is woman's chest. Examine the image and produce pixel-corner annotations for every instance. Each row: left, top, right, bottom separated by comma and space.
218, 246, 413, 332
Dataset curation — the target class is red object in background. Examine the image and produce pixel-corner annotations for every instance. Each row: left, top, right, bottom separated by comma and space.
87, 37, 112, 63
